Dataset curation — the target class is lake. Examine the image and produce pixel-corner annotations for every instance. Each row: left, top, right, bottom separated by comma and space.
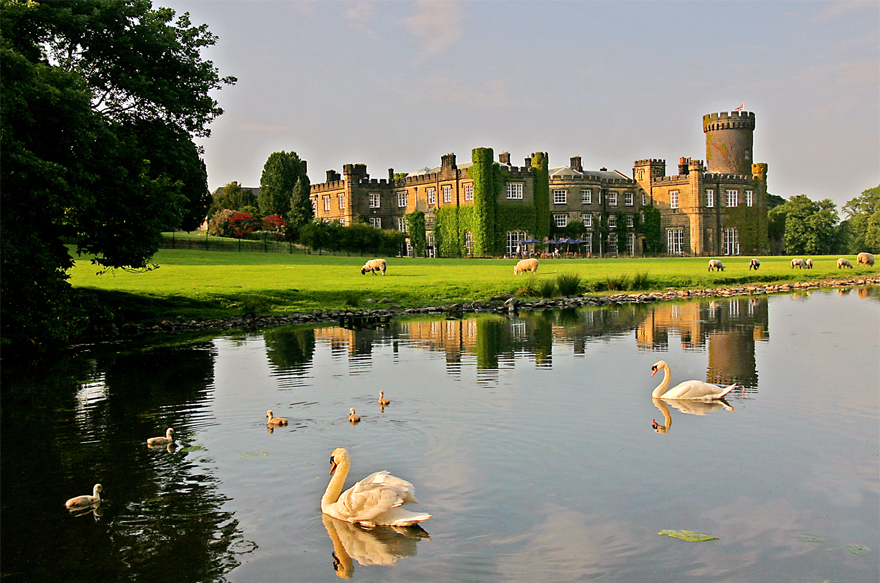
2, 287, 878, 582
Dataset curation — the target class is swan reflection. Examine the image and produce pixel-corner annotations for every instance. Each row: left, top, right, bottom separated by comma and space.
322, 514, 430, 578
651, 397, 733, 434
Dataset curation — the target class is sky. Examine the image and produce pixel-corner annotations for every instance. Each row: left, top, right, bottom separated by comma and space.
163, 0, 879, 210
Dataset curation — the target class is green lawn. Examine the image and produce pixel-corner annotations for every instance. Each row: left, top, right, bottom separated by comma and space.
68, 247, 875, 323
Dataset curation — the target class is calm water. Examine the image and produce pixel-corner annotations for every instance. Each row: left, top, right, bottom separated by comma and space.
2, 288, 878, 582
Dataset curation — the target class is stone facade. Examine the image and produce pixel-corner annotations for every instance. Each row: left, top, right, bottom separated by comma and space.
308, 111, 768, 257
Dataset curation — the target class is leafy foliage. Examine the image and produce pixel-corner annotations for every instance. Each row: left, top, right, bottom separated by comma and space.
209, 182, 257, 219
842, 185, 880, 254
208, 209, 237, 237
640, 205, 662, 254
287, 177, 313, 241
299, 220, 405, 256
262, 214, 287, 240
259, 151, 309, 221
405, 211, 427, 257
228, 212, 259, 238
530, 152, 550, 240
771, 195, 844, 255
1, 0, 235, 349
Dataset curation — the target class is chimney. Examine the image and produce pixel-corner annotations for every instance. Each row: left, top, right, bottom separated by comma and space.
441, 153, 457, 169
525, 157, 532, 167
570, 156, 582, 172
389, 168, 395, 182
678, 157, 690, 175
499, 152, 511, 165
326, 169, 340, 182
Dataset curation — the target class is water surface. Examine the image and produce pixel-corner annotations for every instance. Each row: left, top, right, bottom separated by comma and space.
2, 288, 878, 582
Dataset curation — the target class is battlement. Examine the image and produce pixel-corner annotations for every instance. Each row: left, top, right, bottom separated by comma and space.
703, 111, 755, 132
634, 159, 665, 166
700, 172, 755, 183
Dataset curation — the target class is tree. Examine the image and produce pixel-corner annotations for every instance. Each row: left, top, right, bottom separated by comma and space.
259, 151, 309, 220
1, 0, 235, 349
287, 177, 313, 241
228, 212, 259, 238
209, 182, 256, 219
773, 195, 843, 255
842, 185, 880, 254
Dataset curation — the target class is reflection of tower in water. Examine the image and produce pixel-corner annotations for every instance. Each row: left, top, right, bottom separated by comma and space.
706, 297, 768, 390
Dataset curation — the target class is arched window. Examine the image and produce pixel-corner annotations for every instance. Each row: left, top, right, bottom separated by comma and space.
507, 230, 527, 256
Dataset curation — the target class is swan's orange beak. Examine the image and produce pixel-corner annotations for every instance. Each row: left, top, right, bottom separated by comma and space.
329, 457, 338, 475
651, 368, 658, 376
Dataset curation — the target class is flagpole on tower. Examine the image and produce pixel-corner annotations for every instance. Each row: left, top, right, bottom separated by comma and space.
735, 103, 744, 111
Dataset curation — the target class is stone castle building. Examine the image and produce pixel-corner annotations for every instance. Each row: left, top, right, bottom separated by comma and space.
309, 111, 769, 257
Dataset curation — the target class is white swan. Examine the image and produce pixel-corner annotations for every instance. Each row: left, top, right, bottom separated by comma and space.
147, 428, 174, 447
321, 448, 431, 527
65, 483, 102, 510
651, 360, 736, 400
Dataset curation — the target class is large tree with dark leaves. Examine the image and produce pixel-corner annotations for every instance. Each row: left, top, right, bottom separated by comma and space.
258, 151, 311, 237
1, 0, 235, 349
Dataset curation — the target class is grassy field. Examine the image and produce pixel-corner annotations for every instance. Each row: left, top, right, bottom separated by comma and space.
67, 246, 877, 324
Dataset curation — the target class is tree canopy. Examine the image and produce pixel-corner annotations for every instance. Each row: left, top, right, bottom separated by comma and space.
769, 194, 843, 256
842, 185, 880, 254
1, 0, 235, 349
259, 151, 310, 225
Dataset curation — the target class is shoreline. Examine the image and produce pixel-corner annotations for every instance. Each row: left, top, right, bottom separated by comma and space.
106, 274, 880, 340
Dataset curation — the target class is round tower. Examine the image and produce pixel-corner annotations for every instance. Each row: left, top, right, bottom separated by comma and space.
702, 111, 755, 175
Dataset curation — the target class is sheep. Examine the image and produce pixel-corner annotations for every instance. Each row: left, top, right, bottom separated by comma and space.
707, 259, 725, 272
805, 258, 813, 269
791, 258, 806, 269
749, 258, 760, 270
837, 258, 853, 269
856, 252, 875, 267
361, 259, 387, 276
514, 258, 539, 275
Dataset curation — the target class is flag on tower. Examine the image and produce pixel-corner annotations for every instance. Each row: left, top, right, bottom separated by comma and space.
735, 104, 744, 111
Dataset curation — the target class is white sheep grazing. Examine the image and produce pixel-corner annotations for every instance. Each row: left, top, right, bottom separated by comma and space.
514, 258, 539, 275
707, 259, 725, 272
361, 258, 387, 275
805, 258, 813, 269
791, 258, 806, 269
749, 258, 761, 270
856, 252, 875, 267
837, 257, 853, 269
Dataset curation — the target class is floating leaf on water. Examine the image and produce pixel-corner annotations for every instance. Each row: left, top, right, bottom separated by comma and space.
241, 450, 268, 457
846, 544, 870, 555
179, 445, 205, 453
799, 533, 827, 543
659, 529, 719, 542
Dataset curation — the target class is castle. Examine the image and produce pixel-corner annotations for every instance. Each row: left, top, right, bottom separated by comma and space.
309, 111, 769, 257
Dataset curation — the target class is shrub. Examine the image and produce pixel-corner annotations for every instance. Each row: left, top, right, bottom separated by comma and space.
228, 212, 260, 238
629, 271, 650, 290
538, 279, 556, 298
555, 272, 582, 296
208, 209, 237, 237
515, 274, 539, 297
262, 214, 287, 240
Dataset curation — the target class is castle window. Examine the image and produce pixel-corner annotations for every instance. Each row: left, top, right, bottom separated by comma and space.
465, 231, 474, 256
554, 214, 568, 228
626, 214, 633, 228
745, 190, 754, 207
442, 185, 452, 203
398, 217, 407, 232
583, 232, 592, 254
311, 197, 317, 214
464, 183, 474, 201
608, 215, 617, 229
338, 194, 345, 210
583, 214, 592, 228
608, 192, 618, 206
582, 189, 592, 204
609, 233, 618, 251
627, 233, 635, 256
507, 183, 523, 199
369, 193, 381, 208
726, 189, 738, 207
323, 196, 331, 212
706, 189, 714, 208
667, 228, 684, 255
506, 231, 526, 256
398, 191, 408, 208
369, 217, 382, 229
723, 227, 740, 256
670, 191, 679, 209
641, 192, 646, 206
426, 188, 435, 205
625, 192, 634, 206
553, 189, 567, 204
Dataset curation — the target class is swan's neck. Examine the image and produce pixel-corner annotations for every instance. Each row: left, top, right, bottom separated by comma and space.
93, 486, 101, 500
321, 459, 349, 511
652, 367, 671, 398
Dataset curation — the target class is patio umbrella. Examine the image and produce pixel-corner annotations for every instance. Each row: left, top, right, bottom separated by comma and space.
521, 238, 542, 244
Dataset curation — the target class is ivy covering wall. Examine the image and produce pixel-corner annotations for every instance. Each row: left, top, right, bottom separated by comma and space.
530, 152, 550, 240
405, 210, 426, 257
471, 147, 496, 256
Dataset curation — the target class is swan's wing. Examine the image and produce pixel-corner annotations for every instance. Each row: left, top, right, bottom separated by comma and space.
335, 473, 411, 523
664, 380, 727, 399
359, 471, 420, 504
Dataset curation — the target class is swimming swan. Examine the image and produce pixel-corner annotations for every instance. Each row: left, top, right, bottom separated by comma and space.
378, 391, 390, 406
651, 360, 736, 400
147, 428, 174, 446
65, 484, 102, 510
321, 448, 431, 527
267, 410, 288, 426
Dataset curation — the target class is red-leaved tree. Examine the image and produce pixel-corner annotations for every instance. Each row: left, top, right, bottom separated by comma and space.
229, 212, 259, 238
262, 214, 287, 240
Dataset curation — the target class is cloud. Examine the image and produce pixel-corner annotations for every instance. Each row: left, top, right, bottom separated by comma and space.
399, 1, 465, 58
809, 0, 876, 24
343, 1, 380, 38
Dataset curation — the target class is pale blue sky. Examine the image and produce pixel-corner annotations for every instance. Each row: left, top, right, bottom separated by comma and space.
165, 0, 879, 209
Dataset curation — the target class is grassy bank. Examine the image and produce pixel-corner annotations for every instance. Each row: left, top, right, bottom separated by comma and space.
68, 249, 877, 324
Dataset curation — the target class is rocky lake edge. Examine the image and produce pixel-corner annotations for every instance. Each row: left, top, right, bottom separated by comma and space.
107, 274, 880, 341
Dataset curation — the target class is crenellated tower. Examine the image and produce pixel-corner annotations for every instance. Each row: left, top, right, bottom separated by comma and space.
703, 111, 755, 175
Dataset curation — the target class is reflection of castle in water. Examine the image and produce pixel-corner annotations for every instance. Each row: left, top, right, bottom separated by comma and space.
636, 297, 768, 389
264, 297, 769, 390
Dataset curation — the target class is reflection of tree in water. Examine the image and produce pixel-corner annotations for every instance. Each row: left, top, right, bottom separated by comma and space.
264, 327, 316, 374
0, 343, 253, 583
